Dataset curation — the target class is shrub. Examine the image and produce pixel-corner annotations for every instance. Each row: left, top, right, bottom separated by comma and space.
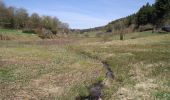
138, 24, 153, 32
51, 29, 58, 35
84, 34, 89, 38
0, 34, 12, 40
120, 33, 124, 40
37, 28, 54, 39
162, 26, 170, 32
102, 34, 112, 42
22, 29, 36, 34
95, 33, 103, 38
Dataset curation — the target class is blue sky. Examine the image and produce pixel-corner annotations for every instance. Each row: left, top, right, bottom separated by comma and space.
3, 0, 155, 29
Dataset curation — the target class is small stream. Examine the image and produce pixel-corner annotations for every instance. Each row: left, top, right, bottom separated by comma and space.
102, 61, 115, 80
76, 61, 114, 100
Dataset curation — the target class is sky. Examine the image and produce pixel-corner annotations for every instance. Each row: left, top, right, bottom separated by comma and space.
3, 0, 155, 29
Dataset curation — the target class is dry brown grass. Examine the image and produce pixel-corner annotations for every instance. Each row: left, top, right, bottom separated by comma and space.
0, 31, 170, 100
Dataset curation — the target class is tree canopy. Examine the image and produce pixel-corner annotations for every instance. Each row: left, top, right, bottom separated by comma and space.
0, 1, 69, 34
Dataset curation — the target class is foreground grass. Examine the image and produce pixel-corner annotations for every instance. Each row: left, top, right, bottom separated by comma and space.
0, 40, 105, 99
72, 33, 170, 100
0, 31, 170, 99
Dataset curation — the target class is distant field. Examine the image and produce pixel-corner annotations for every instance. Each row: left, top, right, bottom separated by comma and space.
0, 28, 39, 40
78, 31, 163, 42
0, 30, 170, 99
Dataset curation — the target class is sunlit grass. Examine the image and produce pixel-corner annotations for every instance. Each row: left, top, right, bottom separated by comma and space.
0, 31, 170, 99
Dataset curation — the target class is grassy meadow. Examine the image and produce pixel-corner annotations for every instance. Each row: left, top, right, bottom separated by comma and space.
0, 29, 170, 100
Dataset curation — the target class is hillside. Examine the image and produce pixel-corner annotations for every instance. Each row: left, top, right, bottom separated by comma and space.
80, 0, 170, 35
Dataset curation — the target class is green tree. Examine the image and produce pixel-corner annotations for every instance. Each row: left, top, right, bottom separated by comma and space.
0, 1, 15, 28
6, 7, 15, 28
0, 1, 7, 27
125, 14, 136, 26
0, 1, 70, 35
42, 16, 53, 30
136, 3, 155, 25
29, 13, 41, 28
14, 8, 29, 29
52, 17, 59, 30
155, 0, 170, 19
105, 24, 113, 32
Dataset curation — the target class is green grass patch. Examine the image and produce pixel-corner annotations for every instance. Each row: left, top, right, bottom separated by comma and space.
0, 66, 17, 82
155, 91, 170, 100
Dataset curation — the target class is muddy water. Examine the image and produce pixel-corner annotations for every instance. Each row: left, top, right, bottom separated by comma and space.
76, 61, 114, 100
102, 61, 114, 80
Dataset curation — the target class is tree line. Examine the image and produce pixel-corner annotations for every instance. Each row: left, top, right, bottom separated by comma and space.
0, 1, 69, 37
136, 0, 170, 27
105, 0, 170, 33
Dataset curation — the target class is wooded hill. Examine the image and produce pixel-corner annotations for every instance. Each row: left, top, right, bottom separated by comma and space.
80, 0, 170, 34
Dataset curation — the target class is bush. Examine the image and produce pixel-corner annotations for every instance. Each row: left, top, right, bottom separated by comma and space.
37, 28, 54, 39
138, 24, 153, 32
120, 33, 124, 40
95, 33, 103, 38
102, 34, 112, 42
162, 26, 170, 32
22, 29, 36, 34
51, 30, 58, 35
84, 34, 89, 37
0, 34, 13, 40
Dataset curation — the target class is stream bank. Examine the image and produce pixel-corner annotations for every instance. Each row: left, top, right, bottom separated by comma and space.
76, 61, 115, 100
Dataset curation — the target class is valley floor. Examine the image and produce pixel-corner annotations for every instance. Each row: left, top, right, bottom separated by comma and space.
0, 30, 170, 100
